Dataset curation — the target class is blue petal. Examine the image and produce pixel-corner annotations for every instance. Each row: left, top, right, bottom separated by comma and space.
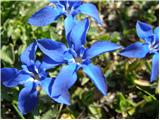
35, 60, 41, 69
1, 68, 31, 87
41, 77, 70, 105
70, 18, 89, 51
84, 41, 122, 59
59, 0, 82, 9
59, 1, 67, 7
59, 1, 81, 10
136, 21, 153, 40
154, 26, 159, 42
145, 35, 155, 45
82, 64, 107, 95
64, 15, 76, 46
119, 42, 149, 58
51, 63, 77, 97
26, 64, 38, 75
63, 50, 74, 62
151, 53, 159, 82
71, 1, 83, 9
53, 91, 71, 105
77, 3, 102, 24
18, 81, 38, 114
50, 1, 65, 9
34, 62, 48, 80
37, 38, 67, 63
20, 42, 37, 66
40, 55, 62, 70
28, 6, 64, 26
41, 77, 54, 96
49, 0, 59, 3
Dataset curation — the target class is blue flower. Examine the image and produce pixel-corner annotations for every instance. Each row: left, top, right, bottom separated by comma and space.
1, 42, 70, 114
119, 21, 159, 82
28, 0, 102, 41
36, 18, 122, 99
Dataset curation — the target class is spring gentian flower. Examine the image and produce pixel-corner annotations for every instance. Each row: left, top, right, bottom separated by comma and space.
119, 21, 159, 82
36, 18, 122, 99
1, 42, 70, 114
28, 0, 102, 40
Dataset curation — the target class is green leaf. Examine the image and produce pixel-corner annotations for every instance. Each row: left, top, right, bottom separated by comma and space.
88, 104, 102, 118
0, 44, 15, 65
41, 109, 58, 119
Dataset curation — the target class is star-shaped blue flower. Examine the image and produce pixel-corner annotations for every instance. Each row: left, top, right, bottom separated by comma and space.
36, 18, 122, 99
28, 0, 102, 41
120, 21, 159, 82
1, 42, 70, 114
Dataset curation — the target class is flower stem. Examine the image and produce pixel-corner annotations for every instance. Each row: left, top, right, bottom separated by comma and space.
12, 102, 25, 119
56, 104, 63, 119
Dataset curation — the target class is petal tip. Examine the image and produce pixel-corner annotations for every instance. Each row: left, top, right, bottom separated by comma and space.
102, 90, 107, 96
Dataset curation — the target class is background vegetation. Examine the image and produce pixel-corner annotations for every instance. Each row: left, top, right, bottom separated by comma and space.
1, 0, 159, 119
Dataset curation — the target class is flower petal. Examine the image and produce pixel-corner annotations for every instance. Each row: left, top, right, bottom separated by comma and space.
84, 41, 122, 59
18, 81, 38, 114
77, 3, 102, 24
136, 21, 153, 40
151, 53, 159, 82
53, 91, 71, 105
64, 15, 76, 46
70, 18, 89, 51
119, 42, 149, 58
1, 68, 31, 87
20, 42, 37, 66
154, 26, 159, 43
40, 55, 62, 70
51, 63, 77, 97
41, 77, 54, 96
28, 6, 64, 26
49, 0, 59, 3
41, 77, 70, 105
50, 1, 65, 9
82, 64, 107, 95
37, 38, 67, 63
71, 1, 83, 9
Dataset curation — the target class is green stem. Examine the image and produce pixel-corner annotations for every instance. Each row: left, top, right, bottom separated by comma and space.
136, 86, 157, 100
12, 102, 25, 119
56, 104, 63, 119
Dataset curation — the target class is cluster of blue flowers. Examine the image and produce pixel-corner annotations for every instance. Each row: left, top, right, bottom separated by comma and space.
1, 0, 159, 114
